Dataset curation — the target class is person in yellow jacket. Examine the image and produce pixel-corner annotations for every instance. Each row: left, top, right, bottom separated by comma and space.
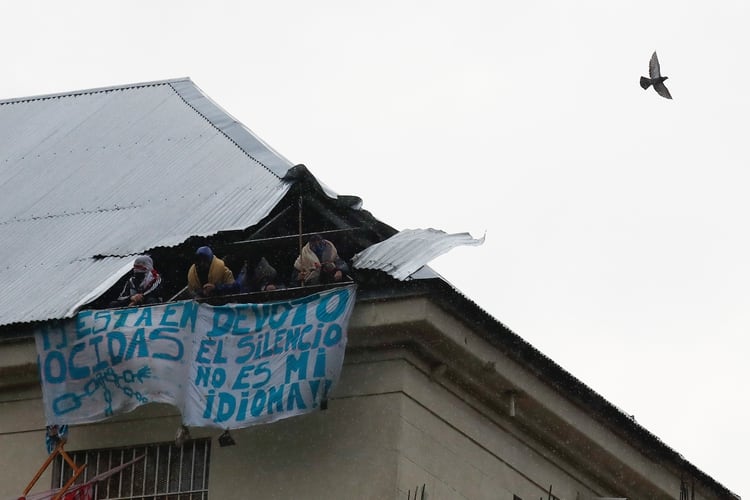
187, 246, 235, 298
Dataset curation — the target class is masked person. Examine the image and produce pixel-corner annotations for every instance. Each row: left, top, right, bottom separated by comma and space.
235, 256, 286, 293
110, 255, 163, 307
187, 246, 235, 298
292, 234, 349, 286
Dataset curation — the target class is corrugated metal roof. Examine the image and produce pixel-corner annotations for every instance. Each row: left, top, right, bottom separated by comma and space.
351, 228, 485, 280
0, 78, 295, 327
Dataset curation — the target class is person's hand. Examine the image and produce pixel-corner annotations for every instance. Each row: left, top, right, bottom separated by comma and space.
333, 270, 343, 281
203, 283, 216, 295
129, 293, 144, 306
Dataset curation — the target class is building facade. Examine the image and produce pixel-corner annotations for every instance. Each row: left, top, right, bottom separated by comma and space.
0, 80, 738, 500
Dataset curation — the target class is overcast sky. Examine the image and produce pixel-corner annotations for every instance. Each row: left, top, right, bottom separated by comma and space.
3, 0, 748, 496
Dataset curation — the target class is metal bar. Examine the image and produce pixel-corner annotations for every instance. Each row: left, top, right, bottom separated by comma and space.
231, 227, 361, 246
202, 439, 209, 491
57, 452, 66, 489
169, 285, 189, 302
239, 204, 293, 242
189, 440, 197, 491
103, 450, 112, 497
141, 446, 147, 495
298, 196, 303, 257
117, 448, 124, 498
164, 446, 172, 493
178, 440, 185, 492
129, 447, 136, 497
154, 446, 161, 493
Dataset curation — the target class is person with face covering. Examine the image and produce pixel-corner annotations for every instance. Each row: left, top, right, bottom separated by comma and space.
292, 234, 349, 286
234, 256, 286, 293
110, 255, 163, 307
187, 246, 235, 298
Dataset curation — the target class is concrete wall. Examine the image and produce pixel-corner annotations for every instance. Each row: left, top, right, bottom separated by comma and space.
0, 295, 731, 500
0, 350, 621, 500
344, 352, 610, 500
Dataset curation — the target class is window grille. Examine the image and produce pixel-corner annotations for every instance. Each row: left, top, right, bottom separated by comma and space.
52, 439, 211, 500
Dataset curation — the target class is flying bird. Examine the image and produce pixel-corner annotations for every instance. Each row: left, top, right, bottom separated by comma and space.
640, 51, 672, 99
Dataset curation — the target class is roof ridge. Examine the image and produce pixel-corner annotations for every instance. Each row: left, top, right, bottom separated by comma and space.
168, 79, 294, 179
167, 80, 278, 178
0, 77, 192, 106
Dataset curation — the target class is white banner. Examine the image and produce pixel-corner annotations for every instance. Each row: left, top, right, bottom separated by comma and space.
35, 285, 356, 429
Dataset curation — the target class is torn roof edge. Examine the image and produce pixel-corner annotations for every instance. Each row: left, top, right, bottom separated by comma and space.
352, 228, 485, 280
65, 258, 136, 318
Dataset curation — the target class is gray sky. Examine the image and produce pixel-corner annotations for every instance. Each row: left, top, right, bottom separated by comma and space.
3, 0, 748, 495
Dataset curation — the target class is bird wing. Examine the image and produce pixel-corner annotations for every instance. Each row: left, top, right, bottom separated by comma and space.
649, 51, 661, 79
653, 81, 672, 99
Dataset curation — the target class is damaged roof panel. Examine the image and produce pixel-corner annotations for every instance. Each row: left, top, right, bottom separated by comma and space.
352, 228, 485, 280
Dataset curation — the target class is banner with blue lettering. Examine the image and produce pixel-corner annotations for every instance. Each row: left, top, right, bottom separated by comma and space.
35, 285, 356, 429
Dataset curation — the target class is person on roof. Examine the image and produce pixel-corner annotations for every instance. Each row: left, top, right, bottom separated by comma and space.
187, 246, 235, 298
236, 256, 286, 293
110, 255, 163, 308
292, 234, 349, 286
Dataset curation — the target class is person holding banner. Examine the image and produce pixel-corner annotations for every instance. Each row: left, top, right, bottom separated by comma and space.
109, 255, 163, 308
292, 234, 349, 286
187, 246, 236, 298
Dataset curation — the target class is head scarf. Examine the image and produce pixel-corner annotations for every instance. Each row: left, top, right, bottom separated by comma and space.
132, 255, 158, 291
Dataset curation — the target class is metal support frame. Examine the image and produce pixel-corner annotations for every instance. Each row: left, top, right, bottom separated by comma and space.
22, 441, 86, 500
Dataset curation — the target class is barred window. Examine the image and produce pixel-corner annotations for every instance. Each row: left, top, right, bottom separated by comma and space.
52, 439, 210, 500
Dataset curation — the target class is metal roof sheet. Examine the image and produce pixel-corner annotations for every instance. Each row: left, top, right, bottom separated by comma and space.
0, 78, 294, 327
351, 228, 485, 280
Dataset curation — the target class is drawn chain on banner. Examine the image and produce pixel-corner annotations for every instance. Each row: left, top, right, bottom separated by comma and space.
34, 285, 357, 429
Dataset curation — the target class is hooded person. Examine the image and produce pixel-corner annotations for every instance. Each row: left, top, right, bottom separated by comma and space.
292, 234, 349, 286
187, 246, 235, 298
110, 255, 163, 307
235, 256, 286, 292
